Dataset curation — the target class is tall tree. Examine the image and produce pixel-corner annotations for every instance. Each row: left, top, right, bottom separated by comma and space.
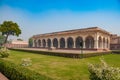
0, 21, 21, 44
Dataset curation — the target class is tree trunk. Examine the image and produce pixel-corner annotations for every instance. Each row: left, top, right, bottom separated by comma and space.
2, 34, 9, 47
4, 34, 9, 44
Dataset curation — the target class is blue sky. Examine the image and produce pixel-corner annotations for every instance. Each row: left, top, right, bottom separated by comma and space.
0, 0, 120, 41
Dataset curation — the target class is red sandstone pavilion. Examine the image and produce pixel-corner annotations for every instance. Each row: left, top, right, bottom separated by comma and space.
31, 27, 113, 51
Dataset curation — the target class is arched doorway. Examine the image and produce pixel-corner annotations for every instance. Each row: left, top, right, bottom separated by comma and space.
67, 37, 74, 48
60, 38, 65, 48
42, 39, 46, 48
98, 36, 102, 48
34, 40, 37, 47
38, 39, 41, 47
47, 39, 51, 48
75, 36, 83, 48
85, 36, 94, 49
53, 38, 58, 48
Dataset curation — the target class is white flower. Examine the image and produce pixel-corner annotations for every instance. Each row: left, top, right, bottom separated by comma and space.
21, 58, 32, 66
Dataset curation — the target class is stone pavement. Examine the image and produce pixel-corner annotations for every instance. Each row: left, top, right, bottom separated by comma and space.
0, 73, 9, 80
15, 48, 109, 54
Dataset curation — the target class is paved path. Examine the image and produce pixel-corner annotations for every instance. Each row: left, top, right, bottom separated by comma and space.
0, 73, 9, 80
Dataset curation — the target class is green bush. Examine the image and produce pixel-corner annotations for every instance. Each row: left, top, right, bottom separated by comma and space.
0, 59, 53, 80
88, 58, 120, 80
0, 47, 9, 58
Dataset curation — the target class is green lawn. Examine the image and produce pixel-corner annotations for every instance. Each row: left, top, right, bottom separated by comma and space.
3, 50, 120, 80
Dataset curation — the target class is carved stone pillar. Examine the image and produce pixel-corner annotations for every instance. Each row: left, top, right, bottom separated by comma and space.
65, 38, 67, 48
94, 40, 98, 49
46, 39, 48, 48
51, 38, 53, 47
83, 37, 86, 49
36, 40, 38, 47
94, 33, 98, 49
73, 38, 76, 48
57, 38, 60, 48
41, 39, 43, 47
108, 39, 110, 49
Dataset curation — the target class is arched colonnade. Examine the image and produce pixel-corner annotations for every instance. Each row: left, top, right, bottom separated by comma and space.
33, 35, 109, 49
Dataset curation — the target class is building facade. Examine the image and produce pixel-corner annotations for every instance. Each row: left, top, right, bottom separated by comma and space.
5, 40, 28, 48
110, 34, 120, 50
31, 27, 110, 51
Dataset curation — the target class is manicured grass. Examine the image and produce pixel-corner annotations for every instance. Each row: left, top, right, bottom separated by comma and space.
2, 50, 120, 80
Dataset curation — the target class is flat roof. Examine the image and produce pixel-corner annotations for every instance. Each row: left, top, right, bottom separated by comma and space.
32, 27, 110, 38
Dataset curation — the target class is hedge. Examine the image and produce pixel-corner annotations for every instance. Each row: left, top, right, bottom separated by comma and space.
112, 50, 120, 54
9, 48, 111, 58
0, 59, 53, 80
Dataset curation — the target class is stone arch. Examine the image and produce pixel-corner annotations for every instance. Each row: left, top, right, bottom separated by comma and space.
34, 40, 37, 47
98, 36, 102, 48
38, 39, 41, 47
75, 36, 83, 48
67, 37, 74, 48
85, 36, 94, 49
53, 38, 58, 48
47, 39, 51, 48
60, 38, 65, 48
42, 39, 46, 48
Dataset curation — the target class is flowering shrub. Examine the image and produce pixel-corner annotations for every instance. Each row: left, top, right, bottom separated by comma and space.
0, 47, 9, 58
88, 58, 120, 80
21, 58, 32, 66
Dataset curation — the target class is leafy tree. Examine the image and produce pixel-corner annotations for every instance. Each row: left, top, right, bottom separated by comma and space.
0, 35, 5, 46
0, 21, 21, 44
29, 38, 33, 47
